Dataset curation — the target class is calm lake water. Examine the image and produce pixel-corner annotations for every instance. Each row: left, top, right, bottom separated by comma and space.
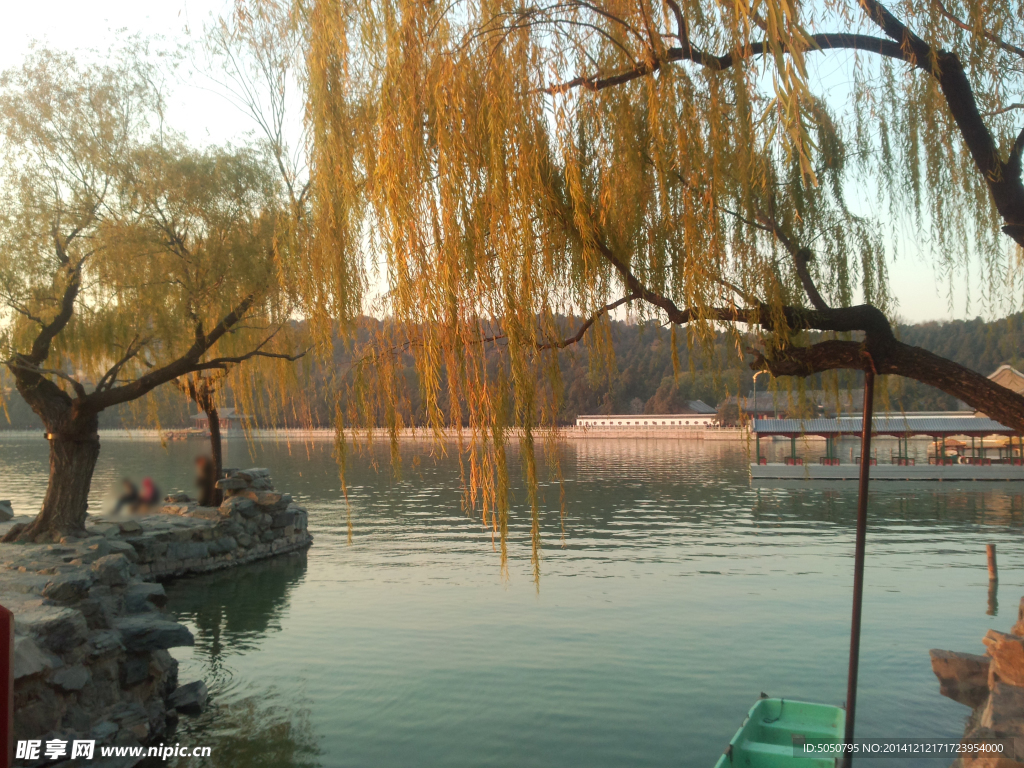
2, 435, 1023, 767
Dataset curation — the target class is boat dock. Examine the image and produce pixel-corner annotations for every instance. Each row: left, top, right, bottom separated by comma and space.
751, 416, 1024, 481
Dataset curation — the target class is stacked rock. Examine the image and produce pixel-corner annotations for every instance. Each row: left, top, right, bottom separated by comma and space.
129, 468, 310, 579
5, 542, 193, 761
931, 598, 1024, 767
1, 467, 311, 762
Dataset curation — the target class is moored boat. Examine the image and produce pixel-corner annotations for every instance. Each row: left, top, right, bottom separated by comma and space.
713, 698, 845, 768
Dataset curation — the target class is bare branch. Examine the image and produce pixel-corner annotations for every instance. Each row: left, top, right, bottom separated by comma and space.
95, 335, 149, 392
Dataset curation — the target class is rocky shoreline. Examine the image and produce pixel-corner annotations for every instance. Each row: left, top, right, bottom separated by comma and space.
2, 468, 311, 765
931, 598, 1024, 767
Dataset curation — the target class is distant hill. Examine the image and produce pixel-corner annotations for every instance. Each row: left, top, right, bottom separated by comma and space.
545, 312, 1023, 420
2, 313, 1021, 429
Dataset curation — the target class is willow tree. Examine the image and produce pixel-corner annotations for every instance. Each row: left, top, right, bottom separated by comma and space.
299, 0, 1024, 562
0, 49, 303, 542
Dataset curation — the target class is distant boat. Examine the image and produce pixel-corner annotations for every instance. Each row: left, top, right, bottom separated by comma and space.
713, 698, 845, 768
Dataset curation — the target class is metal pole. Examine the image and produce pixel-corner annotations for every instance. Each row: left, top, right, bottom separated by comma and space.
843, 369, 874, 767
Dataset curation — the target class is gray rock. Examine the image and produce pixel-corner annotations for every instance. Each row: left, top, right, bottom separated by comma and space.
91, 720, 119, 742
118, 520, 143, 534
188, 506, 222, 521
114, 616, 194, 652
165, 541, 209, 561
237, 468, 274, 490
271, 510, 298, 529
215, 477, 249, 491
89, 629, 125, 657
124, 582, 167, 612
220, 495, 258, 519
13, 634, 54, 678
161, 503, 195, 516
0, 571, 51, 595
930, 649, 990, 708
15, 604, 89, 653
208, 536, 238, 555
92, 554, 132, 586
237, 468, 271, 480
125, 536, 167, 562
42, 571, 94, 602
121, 654, 151, 687
84, 538, 113, 558
242, 490, 288, 510
78, 595, 116, 629
164, 493, 191, 503
50, 664, 91, 691
106, 539, 139, 562
0, 500, 13, 521
167, 680, 209, 715
981, 681, 1024, 735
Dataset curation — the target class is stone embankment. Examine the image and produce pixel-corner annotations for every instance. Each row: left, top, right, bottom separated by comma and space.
1, 468, 311, 764
931, 597, 1024, 767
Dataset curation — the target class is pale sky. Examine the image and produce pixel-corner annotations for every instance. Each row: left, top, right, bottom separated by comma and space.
2, 0, 1019, 325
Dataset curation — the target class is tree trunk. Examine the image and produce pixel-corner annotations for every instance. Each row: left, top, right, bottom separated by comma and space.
206, 406, 224, 506
3, 413, 100, 542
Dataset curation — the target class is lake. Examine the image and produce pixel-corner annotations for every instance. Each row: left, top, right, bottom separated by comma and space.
2, 434, 1022, 767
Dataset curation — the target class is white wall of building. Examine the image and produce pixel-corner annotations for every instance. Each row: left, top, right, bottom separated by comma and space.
576, 414, 716, 429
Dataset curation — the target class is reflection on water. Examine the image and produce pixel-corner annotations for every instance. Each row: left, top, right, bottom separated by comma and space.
161, 695, 320, 768
164, 552, 309, 688
159, 555, 319, 768
3, 436, 1024, 767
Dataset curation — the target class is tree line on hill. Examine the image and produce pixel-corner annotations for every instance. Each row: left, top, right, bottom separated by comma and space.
3, 312, 1019, 430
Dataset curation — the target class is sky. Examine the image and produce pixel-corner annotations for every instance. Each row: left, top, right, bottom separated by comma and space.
1, 0, 1020, 325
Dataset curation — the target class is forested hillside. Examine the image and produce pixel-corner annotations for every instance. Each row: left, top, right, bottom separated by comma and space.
2, 313, 1021, 429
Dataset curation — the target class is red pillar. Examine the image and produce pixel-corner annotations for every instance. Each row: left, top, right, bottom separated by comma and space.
0, 602, 12, 768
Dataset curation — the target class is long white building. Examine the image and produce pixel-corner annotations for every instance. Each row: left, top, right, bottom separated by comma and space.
576, 413, 717, 429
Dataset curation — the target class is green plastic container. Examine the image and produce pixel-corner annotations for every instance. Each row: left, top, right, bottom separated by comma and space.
712, 698, 846, 767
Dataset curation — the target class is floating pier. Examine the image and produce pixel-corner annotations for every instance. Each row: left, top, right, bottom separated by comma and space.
750, 416, 1023, 482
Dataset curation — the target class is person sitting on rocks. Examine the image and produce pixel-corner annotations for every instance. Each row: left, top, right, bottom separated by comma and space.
195, 455, 220, 507
138, 477, 161, 512
112, 479, 140, 515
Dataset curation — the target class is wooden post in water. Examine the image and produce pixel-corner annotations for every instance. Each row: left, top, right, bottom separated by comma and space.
987, 544, 999, 616
843, 369, 874, 768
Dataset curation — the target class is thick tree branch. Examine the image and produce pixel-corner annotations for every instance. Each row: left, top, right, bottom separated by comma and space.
753, 337, 1024, 431
26, 261, 82, 365
7, 359, 86, 398
856, 0, 1024, 244
193, 347, 307, 371
538, 295, 637, 348
83, 294, 258, 411
545, 33, 908, 94
749, 210, 832, 311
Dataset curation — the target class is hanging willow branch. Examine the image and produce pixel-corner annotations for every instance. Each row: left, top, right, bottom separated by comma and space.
301, 0, 1024, 572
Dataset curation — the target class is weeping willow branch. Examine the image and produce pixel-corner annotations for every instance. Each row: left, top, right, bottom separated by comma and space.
541, 0, 1024, 246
